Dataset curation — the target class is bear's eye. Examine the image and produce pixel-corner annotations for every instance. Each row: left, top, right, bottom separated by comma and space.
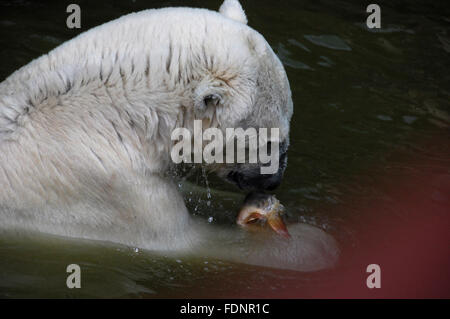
203, 94, 221, 107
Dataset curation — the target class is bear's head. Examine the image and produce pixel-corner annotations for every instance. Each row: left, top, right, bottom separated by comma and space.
172, 0, 293, 191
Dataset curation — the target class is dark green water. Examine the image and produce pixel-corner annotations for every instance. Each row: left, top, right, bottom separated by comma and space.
0, 0, 449, 298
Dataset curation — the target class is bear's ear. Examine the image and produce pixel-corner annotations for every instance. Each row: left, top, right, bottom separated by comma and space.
219, 0, 248, 25
193, 81, 225, 118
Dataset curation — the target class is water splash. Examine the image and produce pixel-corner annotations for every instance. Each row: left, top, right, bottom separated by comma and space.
202, 167, 212, 208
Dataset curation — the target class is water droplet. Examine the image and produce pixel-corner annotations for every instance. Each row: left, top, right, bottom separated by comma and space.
202, 167, 213, 204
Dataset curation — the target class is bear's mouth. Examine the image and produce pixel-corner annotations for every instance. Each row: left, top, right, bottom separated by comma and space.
227, 171, 246, 190
224, 142, 288, 191
226, 167, 284, 191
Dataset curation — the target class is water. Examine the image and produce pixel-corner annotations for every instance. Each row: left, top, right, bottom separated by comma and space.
0, 0, 449, 298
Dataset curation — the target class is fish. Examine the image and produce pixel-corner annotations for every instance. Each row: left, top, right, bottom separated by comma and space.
237, 192, 290, 238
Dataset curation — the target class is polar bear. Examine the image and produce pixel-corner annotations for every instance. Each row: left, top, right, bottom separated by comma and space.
0, 0, 338, 271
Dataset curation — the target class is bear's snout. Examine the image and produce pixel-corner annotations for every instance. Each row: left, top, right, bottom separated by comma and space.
227, 148, 288, 191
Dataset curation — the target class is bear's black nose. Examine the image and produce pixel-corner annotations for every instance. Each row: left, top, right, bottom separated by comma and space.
227, 167, 283, 191
227, 149, 287, 191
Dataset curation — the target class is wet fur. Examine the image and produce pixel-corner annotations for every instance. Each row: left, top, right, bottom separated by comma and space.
0, 2, 338, 271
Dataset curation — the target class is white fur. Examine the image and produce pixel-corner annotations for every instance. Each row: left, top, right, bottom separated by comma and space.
0, 1, 338, 271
